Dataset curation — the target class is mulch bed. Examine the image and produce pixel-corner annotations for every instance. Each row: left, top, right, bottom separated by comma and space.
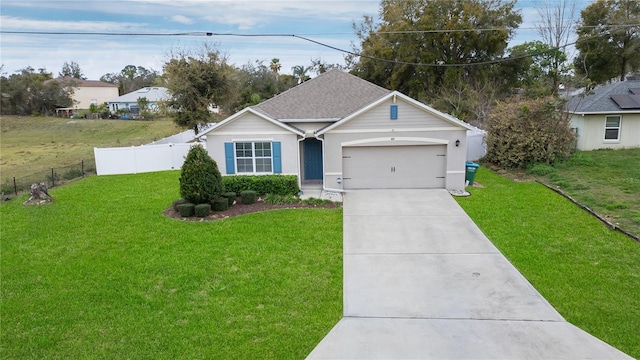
163, 197, 341, 222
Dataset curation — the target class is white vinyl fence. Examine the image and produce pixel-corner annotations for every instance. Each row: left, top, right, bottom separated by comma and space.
94, 143, 199, 175
145, 123, 215, 145
466, 127, 487, 162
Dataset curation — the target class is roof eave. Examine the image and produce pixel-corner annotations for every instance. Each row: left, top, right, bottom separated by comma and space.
202, 107, 305, 136
317, 91, 474, 135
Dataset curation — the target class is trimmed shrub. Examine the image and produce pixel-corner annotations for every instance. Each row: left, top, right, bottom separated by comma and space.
194, 203, 211, 217
193, 204, 211, 217
223, 175, 299, 196
179, 145, 224, 204
176, 203, 195, 217
485, 96, 575, 169
172, 198, 187, 211
212, 197, 229, 211
222, 192, 236, 206
241, 190, 257, 204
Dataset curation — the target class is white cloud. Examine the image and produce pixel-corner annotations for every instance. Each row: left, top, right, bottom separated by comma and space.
169, 15, 194, 25
0, 15, 148, 32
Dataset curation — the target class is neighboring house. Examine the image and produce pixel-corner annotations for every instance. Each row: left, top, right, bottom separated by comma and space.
49, 77, 119, 109
107, 87, 170, 116
202, 69, 474, 192
566, 76, 640, 150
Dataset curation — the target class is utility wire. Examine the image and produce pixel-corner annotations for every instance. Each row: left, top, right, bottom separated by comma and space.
1, 24, 636, 67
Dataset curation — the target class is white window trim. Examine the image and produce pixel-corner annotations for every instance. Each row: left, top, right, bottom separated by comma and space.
604, 115, 621, 142
234, 141, 274, 174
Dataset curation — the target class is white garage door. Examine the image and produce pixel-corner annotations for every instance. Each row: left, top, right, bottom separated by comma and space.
342, 145, 446, 189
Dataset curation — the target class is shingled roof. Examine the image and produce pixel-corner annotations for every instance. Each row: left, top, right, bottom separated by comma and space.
50, 77, 117, 88
567, 78, 640, 113
252, 69, 391, 121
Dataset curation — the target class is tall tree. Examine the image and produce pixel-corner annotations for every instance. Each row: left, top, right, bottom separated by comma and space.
508, 41, 568, 97
59, 61, 86, 79
309, 58, 343, 75
269, 58, 281, 76
535, 0, 576, 95
291, 65, 310, 84
232, 60, 280, 111
100, 65, 160, 95
349, 0, 522, 122
574, 0, 640, 84
163, 45, 235, 133
1, 67, 73, 115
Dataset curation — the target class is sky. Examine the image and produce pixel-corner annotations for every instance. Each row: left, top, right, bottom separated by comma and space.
0, 0, 591, 81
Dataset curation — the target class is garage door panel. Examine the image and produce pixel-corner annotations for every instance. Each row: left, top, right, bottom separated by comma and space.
342, 145, 446, 189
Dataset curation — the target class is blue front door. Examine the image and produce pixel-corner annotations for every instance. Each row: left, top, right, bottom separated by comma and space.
304, 139, 323, 180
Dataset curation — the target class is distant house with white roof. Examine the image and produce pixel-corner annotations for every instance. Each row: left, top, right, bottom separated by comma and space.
107, 87, 171, 116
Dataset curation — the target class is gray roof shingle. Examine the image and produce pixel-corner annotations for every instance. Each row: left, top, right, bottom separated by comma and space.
567, 79, 640, 113
252, 69, 391, 121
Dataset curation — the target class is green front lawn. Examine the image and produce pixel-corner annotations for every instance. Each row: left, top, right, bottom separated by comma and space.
0, 171, 343, 359
457, 168, 640, 358
2, 167, 638, 358
530, 148, 640, 238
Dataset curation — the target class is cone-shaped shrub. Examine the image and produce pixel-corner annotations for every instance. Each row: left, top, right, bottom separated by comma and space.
179, 144, 223, 204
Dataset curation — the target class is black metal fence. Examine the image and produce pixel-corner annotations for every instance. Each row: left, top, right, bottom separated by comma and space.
1, 160, 95, 200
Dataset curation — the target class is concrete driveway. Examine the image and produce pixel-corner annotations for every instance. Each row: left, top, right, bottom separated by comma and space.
307, 189, 632, 359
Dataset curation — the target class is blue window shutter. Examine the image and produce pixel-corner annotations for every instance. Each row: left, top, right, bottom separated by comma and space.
224, 142, 235, 174
390, 105, 398, 120
272, 142, 282, 174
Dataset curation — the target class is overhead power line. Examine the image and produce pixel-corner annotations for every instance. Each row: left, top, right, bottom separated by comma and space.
1, 25, 637, 67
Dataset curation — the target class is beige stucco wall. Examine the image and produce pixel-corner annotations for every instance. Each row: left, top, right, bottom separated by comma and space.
571, 113, 640, 150
205, 112, 300, 175
72, 86, 119, 109
322, 98, 468, 191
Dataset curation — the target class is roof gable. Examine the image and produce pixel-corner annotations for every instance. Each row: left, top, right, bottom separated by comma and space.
203, 107, 304, 136
252, 69, 391, 121
317, 91, 474, 135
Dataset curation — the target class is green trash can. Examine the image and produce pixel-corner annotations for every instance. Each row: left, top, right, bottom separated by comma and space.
465, 162, 480, 186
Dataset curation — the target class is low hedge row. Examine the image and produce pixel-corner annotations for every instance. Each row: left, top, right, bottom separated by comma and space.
222, 175, 299, 196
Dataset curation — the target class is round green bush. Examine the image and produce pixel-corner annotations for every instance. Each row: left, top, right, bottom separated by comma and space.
194, 203, 211, 217
212, 197, 229, 211
179, 144, 224, 205
176, 203, 195, 217
222, 192, 236, 206
241, 190, 257, 204
172, 198, 187, 211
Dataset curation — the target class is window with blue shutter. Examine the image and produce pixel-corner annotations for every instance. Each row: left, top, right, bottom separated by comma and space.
390, 105, 398, 120
226, 141, 281, 174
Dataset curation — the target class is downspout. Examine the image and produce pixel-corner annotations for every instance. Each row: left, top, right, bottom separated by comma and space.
296, 135, 304, 193
314, 132, 344, 193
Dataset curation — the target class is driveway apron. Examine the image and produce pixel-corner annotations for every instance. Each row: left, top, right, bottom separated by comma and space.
307, 189, 632, 359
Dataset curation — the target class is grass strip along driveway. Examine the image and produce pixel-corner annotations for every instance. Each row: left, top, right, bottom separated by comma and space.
1, 171, 342, 359
530, 148, 640, 238
456, 168, 640, 358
